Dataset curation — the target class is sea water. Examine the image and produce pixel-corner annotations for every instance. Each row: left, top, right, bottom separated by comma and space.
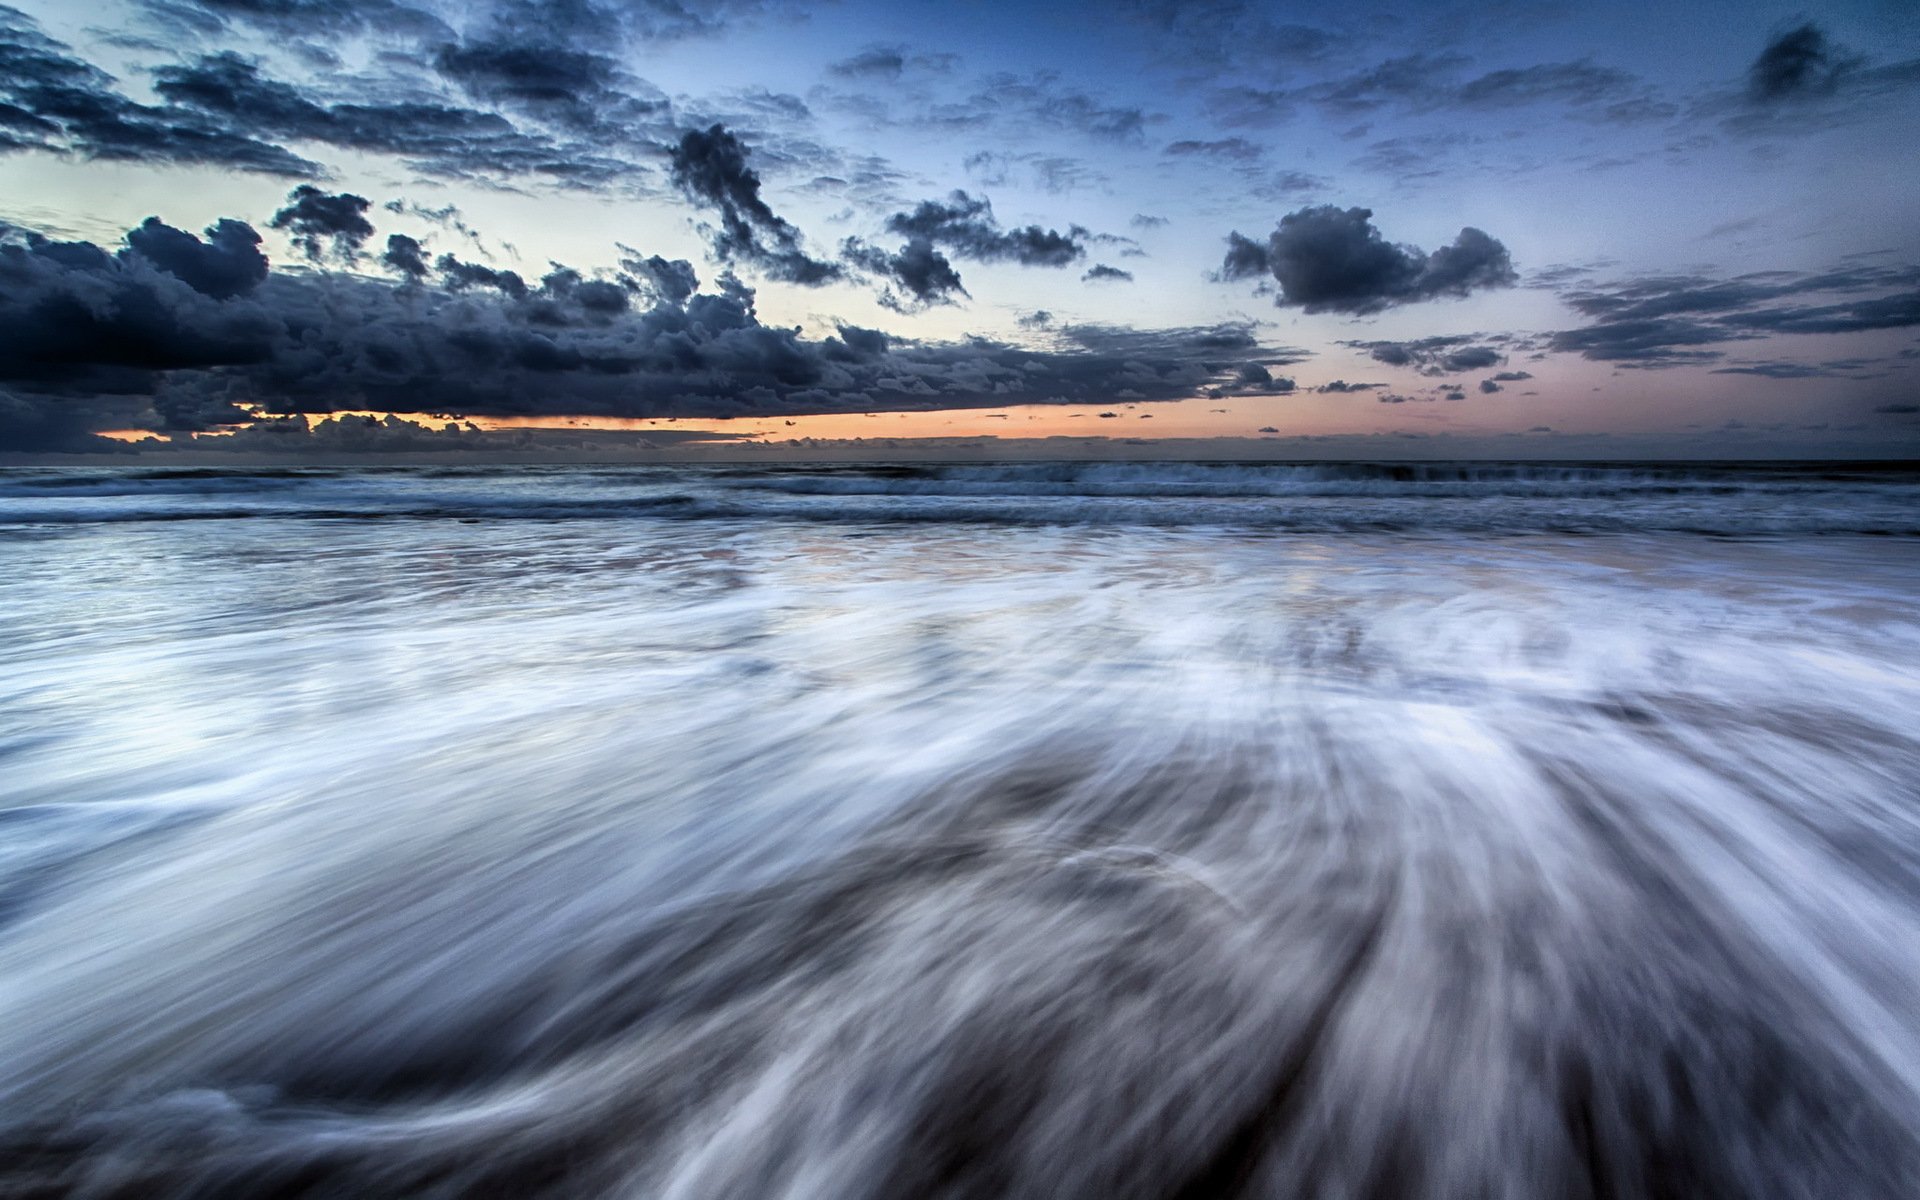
0, 461, 1916, 1197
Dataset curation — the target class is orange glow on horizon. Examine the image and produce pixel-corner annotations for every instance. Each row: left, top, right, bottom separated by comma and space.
468, 397, 1324, 441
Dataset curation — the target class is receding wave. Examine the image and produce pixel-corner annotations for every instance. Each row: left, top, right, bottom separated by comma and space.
3, 461, 1918, 535
1, 470, 1918, 1197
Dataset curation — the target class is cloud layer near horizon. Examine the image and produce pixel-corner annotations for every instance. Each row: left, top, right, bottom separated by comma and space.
1, 0, 1917, 455
0, 204, 1305, 451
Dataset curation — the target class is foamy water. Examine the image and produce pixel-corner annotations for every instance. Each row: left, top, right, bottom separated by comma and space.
1, 462, 1917, 1197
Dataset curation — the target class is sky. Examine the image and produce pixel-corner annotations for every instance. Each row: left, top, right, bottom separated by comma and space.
1, 0, 1917, 460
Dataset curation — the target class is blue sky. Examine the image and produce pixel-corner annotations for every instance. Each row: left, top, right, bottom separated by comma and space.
2, 0, 1917, 458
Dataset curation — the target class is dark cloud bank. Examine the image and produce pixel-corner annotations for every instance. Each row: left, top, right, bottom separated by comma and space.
0, 202, 1300, 453
1548, 265, 1920, 367
1219, 206, 1517, 314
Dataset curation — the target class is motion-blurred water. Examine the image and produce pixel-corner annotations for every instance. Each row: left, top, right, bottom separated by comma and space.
1, 461, 1917, 1198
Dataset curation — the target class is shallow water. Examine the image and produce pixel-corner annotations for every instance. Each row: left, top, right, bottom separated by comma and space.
1, 462, 1917, 1198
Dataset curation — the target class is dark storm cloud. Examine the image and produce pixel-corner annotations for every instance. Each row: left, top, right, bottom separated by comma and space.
124, 216, 268, 299
1549, 265, 1920, 366
1082, 264, 1133, 284
1349, 336, 1508, 373
840, 236, 967, 310
670, 124, 844, 285
884, 192, 1084, 268
1227, 363, 1294, 394
0, 387, 138, 453
1723, 292, 1920, 335
431, 38, 666, 136
1219, 205, 1516, 315
0, 220, 279, 403
1718, 23, 1920, 135
435, 253, 529, 299
143, 0, 449, 40
616, 249, 701, 306
0, 6, 317, 173
1748, 23, 1852, 103
269, 186, 374, 262
151, 0, 763, 44
1549, 318, 1735, 365
151, 51, 645, 185
381, 233, 430, 281
0, 214, 1316, 449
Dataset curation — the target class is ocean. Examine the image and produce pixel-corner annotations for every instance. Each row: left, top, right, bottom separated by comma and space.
0, 460, 1917, 1197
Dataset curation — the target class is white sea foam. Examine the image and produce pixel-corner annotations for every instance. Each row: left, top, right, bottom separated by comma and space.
0, 466, 1916, 1196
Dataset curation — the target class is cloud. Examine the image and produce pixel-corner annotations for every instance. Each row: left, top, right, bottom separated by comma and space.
820, 69, 1155, 144
1296, 52, 1661, 123
0, 9, 318, 174
1455, 61, 1642, 110
435, 253, 529, 299
829, 45, 906, 79
1748, 23, 1851, 103
1201, 86, 1296, 129
153, 0, 760, 44
0, 213, 1316, 450
1163, 137, 1263, 161
1230, 363, 1294, 393
1350, 336, 1507, 373
431, 36, 665, 136
1130, 214, 1169, 229
961, 150, 1106, 195
0, 221, 278, 406
1478, 378, 1501, 393
381, 233, 430, 281
884, 191, 1084, 267
124, 217, 269, 300
617, 249, 701, 306
1082, 264, 1133, 284
1219, 205, 1516, 314
151, 50, 644, 185
1718, 24, 1919, 136
841, 236, 966, 309
1709, 361, 1847, 379
1549, 264, 1920, 365
670, 124, 843, 285
143, 0, 450, 40
1315, 380, 1381, 393
269, 186, 374, 262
